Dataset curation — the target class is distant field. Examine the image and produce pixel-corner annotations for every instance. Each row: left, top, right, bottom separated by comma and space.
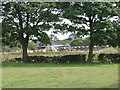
2, 63, 118, 88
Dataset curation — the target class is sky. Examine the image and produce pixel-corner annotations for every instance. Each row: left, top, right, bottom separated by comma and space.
46, 19, 72, 40
46, 30, 71, 40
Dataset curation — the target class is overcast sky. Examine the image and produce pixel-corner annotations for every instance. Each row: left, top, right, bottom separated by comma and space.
46, 19, 72, 40
46, 30, 71, 40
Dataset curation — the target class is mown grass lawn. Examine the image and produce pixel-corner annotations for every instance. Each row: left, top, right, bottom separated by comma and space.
2, 63, 118, 88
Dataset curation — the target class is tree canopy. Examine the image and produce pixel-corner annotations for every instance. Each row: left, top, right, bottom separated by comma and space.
2, 2, 120, 62
70, 38, 83, 46
49, 34, 59, 41
2, 2, 60, 61
55, 2, 120, 62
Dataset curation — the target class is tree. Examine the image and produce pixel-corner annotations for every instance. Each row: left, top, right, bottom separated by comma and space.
82, 37, 90, 46
107, 16, 120, 53
28, 41, 38, 50
70, 38, 83, 46
55, 2, 119, 62
69, 33, 81, 40
2, 2, 59, 61
117, 16, 120, 53
58, 39, 72, 45
49, 34, 59, 41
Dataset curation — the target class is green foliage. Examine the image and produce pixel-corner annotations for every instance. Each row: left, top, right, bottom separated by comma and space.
98, 54, 120, 63
69, 33, 81, 40
2, 2, 60, 46
49, 34, 59, 41
82, 37, 90, 46
2, 22, 20, 47
3, 53, 120, 64
59, 2, 119, 46
10, 54, 120, 64
58, 39, 71, 45
106, 20, 120, 48
60, 55, 86, 63
55, 2, 120, 62
2, 46, 11, 52
28, 41, 38, 50
2, 48, 119, 63
2, 2, 61, 60
13, 54, 86, 63
70, 38, 83, 46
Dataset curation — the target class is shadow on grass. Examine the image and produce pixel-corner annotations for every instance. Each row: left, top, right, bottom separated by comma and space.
2, 62, 117, 68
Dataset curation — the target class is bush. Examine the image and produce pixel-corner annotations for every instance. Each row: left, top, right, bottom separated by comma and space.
4, 53, 120, 64
98, 54, 120, 64
14, 54, 86, 63
59, 55, 86, 63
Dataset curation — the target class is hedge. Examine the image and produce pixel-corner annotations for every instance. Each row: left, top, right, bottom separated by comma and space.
6, 54, 120, 64
59, 55, 86, 63
14, 54, 86, 63
98, 54, 120, 64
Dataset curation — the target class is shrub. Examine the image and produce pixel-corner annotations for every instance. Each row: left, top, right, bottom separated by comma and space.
98, 54, 120, 63
3, 53, 120, 64
13, 54, 86, 63
59, 55, 86, 63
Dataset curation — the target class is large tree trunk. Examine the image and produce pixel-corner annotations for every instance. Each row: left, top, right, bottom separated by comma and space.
19, 35, 29, 62
15, 5, 30, 62
87, 38, 94, 63
87, 17, 94, 63
22, 42, 28, 62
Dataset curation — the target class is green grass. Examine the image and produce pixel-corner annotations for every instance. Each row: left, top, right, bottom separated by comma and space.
2, 63, 118, 88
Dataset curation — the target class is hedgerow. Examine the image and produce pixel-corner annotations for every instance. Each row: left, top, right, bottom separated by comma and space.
2, 53, 120, 64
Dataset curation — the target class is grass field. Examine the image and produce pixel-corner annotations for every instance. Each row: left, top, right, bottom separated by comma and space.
2, 63, 118, 88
